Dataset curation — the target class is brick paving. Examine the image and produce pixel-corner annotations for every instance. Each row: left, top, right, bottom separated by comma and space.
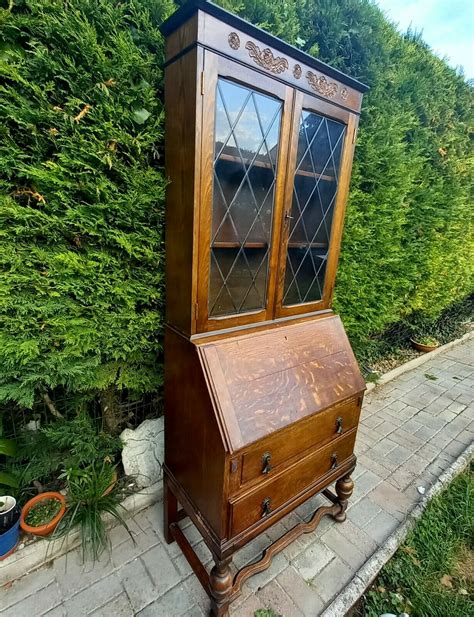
1, 338, 472, 617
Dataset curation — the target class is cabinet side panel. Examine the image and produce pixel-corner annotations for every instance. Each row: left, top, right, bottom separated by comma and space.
164, 48, 202, 335
165, 327, 227, 537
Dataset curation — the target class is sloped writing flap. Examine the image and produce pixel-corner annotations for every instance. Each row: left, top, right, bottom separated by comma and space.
197, 315, 365, 453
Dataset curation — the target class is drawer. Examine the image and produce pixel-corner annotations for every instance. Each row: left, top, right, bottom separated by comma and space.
230, 429, 357, 537
240, 397, 361, 486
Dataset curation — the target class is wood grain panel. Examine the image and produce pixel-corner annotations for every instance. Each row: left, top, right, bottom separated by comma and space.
230, 429, 357, 537
198, 315, 365, 451
239, 396, 361, 486
201, 13, 363, 113
165, 327, 227, 536
164, 47, 203, 335
215, 311, 345, 382
165, 13, 200, 62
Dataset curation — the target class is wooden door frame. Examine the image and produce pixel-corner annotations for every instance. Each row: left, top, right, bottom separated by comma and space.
196, 50, 294, 333
274, 93, 359, 319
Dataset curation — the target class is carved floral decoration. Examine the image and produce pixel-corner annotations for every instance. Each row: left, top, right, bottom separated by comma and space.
245, 41, 289, 74
228, 32, 240, 50
306, 71, 338, 98
293, 64, 302, 79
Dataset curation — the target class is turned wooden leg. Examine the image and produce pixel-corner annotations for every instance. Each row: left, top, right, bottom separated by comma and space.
334, 474, 354, 523
209, 556, 233, 617
164, 478, 178, 544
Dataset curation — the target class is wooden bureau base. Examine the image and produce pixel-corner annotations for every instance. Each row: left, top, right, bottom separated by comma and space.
164, 466, 355, 617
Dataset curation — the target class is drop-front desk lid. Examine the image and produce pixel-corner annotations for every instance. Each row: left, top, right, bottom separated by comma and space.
196, 315, 366, 453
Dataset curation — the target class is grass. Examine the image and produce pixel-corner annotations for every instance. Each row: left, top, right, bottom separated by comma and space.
358, 463, 474, 617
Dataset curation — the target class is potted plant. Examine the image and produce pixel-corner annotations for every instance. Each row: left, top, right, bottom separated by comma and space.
410, 335, 440, 353
55, 462, 131, 562
0, 496, 21, 559
20, 491, 66, 537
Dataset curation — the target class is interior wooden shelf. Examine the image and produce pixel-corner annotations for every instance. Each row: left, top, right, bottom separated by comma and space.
212, 241, 328, 249
213, 241, 267, 249
288, 242, 328, 249
218, 153, 335, 182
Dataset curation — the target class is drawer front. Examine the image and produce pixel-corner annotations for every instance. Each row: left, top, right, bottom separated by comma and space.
230, 430, 356, 537
240, 397, 361, 485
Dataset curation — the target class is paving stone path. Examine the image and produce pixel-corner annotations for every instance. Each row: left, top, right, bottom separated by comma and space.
1, 338, 472, 617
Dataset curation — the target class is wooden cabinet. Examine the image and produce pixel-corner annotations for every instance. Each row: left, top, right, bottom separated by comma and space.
161, 2, 368, 614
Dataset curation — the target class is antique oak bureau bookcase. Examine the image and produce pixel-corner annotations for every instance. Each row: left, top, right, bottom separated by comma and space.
161, 1, 368, 614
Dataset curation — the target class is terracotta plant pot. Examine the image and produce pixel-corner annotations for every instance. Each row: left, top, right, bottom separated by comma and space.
410, 338, 439, 353
20, 492, 66, 537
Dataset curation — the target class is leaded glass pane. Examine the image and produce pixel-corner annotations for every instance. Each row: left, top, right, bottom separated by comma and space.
283, 110, 346, 306
209, 78, 283, 317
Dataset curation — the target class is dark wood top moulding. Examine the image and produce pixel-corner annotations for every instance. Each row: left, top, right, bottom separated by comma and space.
160, 0, 369, 94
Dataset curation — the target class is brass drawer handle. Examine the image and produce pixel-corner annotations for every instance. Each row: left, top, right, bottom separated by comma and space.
261, 497, 272, 518
336, 416, 343, 435
331, 453, 338, 469
261, 452, 273, 474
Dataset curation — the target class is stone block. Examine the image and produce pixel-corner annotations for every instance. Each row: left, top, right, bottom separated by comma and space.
141, 543, 183, 593
385, 444, 412, 465
257, 579, 303, 616
292, 542, 334, 581
231, 592, 264, 616
64, 573, 124, 615
119, 558, 160, 612
1, 566, 55, 611
2, 581, 63, 617
368, 510, 399, 544
386, 467, 417, 491
319, 527, 366, 570
372, 420, 399, 438
367, 482, 412, 521
89, 592, 134, 616
137, 582, 194, 617
312, 557, 354, 603
347, 499, 380, 529
110, 526, 161, 567
121, 418, 164, 488
276, 565, 326, 617
53, 548, 117, 599
351, 469, 383, 503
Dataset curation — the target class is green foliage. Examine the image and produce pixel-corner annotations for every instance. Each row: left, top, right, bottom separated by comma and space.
218, 0, 473, 351
41, 412, 121, 466
9, 411, 121, 486
0, 437, 16, 457
0, 0, 174, 408
0, 412, 19, 490
55, 462, 131, 562
355, 294, 472, 372
25, 497, 61, 527
361, 464, 474, 617
0, 0, 472, 410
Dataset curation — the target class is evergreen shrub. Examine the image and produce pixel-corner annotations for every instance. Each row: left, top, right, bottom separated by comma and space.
0, 0, 174, 416
0, 0, 472, 413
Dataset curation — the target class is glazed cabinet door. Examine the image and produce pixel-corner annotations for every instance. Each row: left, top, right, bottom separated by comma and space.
275, 92, 359, 317
197, 51, 294, 333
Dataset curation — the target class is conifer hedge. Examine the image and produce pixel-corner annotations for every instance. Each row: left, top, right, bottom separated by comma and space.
1, 0, 472, 412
